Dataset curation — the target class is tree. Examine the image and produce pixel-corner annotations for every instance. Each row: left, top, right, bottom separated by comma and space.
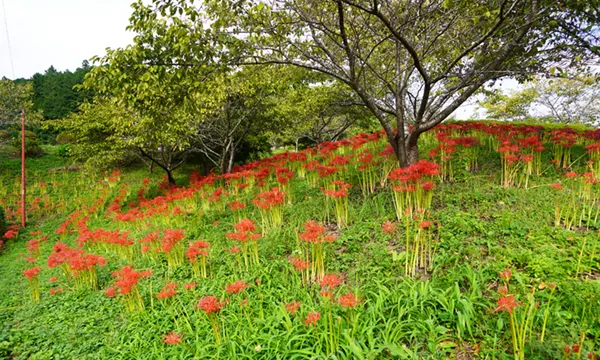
146, 0, 599, 166
477, 76, 600, 124
30, 62, 92, 120
269, 73, 374, 149
0, 78, 43, 130
81, 0, 226, 184
477, 87, 537, 121
532, 76, 600, 125
192, 67, 280, 174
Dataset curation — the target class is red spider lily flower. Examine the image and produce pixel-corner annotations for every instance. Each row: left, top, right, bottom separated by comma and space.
157, 281, 178, 299
498, 283, 509, 295
227, 246, 240, 254
499, 268, 512, 281
420, 221, 432, 229
285, 300, 301, 316
289, 256, 310, 271
588, 352, 597, 360
49, 288, 64, 295
381, 221, 396, 234
494, 295, 520, 314
3, 229, 18, 239
161, 229, 185, 253
338, 292, 359, 309
551, 183, 563, 190
197, 296, 225, 314
23, 267, 41, 279
253, 188, 285, 210
183, 282, 197, 290
298, 220, 328, 243
235, 219, 257, 233
186, 240, 210, 262
319, 274, 342, 290
109, 266, 152, 295
228, 201, 246, 211
163, 331, 183, 345
304, 311, 321, 327
225, 280, 248, 295
572, 344, 581, 354
564, 345, 572, 355
565, 171, 578, 178
49, 276, 58, 283
320, 290, 333, 299
105, 286, 118, 297
24, 257, 37, 263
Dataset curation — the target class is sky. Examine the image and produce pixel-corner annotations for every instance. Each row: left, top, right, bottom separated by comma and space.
0, 0, 135, 80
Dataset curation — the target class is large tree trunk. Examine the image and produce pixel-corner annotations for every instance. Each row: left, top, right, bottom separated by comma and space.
166, 169, 176, 185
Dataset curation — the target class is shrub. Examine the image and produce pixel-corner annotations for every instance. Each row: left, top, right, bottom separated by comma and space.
57, 144, 71, 157
10, 134, 44, 157
56, 132, 76, 145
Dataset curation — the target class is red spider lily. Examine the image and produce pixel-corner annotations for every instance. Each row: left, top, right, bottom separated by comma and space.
298, 221, 327, 243
197, 296, 225, 314
23, 267, 41, 279
3, 229, 18, 239
319, 274, 342, 290
499, 268, 512, 281
183, 282, 197, 290
235, 219, 257, 233
285, 300, 301, 316
321, 180, 351, 198
163, 331, 183, 345
498, 283, 509, 295
109, 266, 152, 296
304, 311, 321, 327
225, 280, 247, 295
186, 241, 210, 262
551, 183, 563, 190
338, 292, 359, 309
382, 221, 396, 234
289, 256, 310, 271
24, 257, 36, 263
494, 295, 520, 314
49, 288, 64, 295
49, 276, 58, 283
253, 188, 285, 210
227, 201, 246, 211
157, 281, 178, 299
161, 229, 185, 253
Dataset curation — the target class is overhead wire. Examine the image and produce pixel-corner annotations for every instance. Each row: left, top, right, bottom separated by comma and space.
1, 0, 16, 79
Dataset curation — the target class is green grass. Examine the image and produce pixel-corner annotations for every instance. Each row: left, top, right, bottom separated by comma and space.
0, 132, 599, 359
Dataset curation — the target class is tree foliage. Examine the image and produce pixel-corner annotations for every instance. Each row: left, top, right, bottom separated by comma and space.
29, 61, 92, 120
478, 76, 600, 124
150, 0, 599, 166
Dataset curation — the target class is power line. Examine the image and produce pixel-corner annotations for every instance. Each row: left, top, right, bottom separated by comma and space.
1, 0, 15, 79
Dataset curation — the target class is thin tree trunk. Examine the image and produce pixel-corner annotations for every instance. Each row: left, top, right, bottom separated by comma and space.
227, 144, 236, 173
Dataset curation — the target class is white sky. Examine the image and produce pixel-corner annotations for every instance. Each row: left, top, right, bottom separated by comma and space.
0, 0, 135, 79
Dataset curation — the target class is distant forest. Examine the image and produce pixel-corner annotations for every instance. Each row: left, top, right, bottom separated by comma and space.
14, 61, 92, 120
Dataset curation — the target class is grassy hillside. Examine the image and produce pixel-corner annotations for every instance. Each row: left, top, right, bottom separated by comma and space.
0, 121, 598, 359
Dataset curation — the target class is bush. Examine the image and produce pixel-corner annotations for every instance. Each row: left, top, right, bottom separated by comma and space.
10, 135, 44, 157
0, 130, 10, 142
56, 132, 76, 145
57, 144, 71, 157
